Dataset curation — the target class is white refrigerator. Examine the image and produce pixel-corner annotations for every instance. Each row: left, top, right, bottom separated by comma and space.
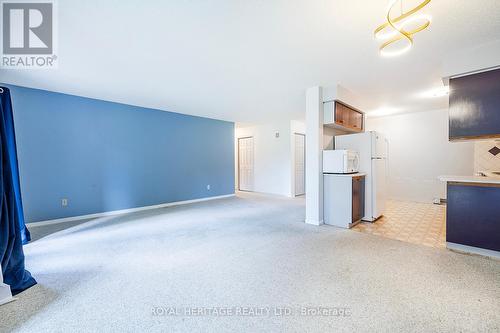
335, 131, 387, 222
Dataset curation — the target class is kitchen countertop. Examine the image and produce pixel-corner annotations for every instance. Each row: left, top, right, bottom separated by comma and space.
438, 175, 500, 185
324, 172, 367, 177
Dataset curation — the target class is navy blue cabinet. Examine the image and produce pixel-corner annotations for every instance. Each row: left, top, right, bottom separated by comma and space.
449, 68, 500, 140
446, 183, 500, 252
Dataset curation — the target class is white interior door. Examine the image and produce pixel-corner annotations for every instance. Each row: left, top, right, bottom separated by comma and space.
294, 134, 305, 196
238, 137, 254, 192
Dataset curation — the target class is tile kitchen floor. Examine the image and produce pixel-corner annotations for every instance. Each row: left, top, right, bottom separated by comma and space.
352, 200, 446, 248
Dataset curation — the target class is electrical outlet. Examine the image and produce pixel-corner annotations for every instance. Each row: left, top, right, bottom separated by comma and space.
207, 185, 211, 191
62, 198, 68, 207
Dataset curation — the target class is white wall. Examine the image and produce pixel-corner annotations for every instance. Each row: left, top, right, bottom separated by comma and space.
235, 120, 305, 197
323, 126, 349, 150
366, 109, 474, 203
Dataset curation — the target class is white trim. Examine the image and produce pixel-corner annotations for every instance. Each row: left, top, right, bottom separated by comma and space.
305, 219, 324, 226
447, 242, 500, 260
27, 194, 235, 227
448, 65, 500, 80
236, 190, 290, 198
305, 86, 324, 227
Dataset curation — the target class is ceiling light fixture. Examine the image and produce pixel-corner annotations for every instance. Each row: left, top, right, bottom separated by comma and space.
374, 0, 432, 57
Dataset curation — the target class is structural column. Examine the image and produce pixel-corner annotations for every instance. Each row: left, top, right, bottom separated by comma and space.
305, 86, 324, 225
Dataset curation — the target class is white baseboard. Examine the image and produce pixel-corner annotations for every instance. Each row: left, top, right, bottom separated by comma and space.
305, 219, 324, 226
447, 242, 500, 260
27, 194, 235, 227
236, 190, 292, 198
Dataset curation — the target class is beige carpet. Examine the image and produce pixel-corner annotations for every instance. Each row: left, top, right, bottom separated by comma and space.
1, 192, 499, 332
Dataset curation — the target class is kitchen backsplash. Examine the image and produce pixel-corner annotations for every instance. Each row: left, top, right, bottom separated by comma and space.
474, 140, 500, 173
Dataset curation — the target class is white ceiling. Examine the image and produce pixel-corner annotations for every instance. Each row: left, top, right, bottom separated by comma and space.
1, 0, 500, 123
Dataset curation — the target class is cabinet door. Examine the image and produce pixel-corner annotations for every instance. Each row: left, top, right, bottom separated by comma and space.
352, 176, 365, 223
334, 102, 346, 126
447, 183, 500, 251
449, 68, 500, 140
345, 107, 354, 128
351, 110, 363, 131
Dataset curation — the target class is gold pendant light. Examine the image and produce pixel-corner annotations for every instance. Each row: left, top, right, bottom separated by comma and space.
374, 0, 432, 57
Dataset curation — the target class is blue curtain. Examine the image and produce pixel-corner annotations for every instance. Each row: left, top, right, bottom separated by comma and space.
0, 86, 36, 295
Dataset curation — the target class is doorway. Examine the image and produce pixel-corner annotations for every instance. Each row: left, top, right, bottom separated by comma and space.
294, 133, 305, 196
238, 137, 254, 192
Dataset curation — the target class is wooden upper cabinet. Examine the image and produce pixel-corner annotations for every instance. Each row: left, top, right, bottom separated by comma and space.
324, 100, 364, 132
449, 68, 500, 140
331, 101, 363, 132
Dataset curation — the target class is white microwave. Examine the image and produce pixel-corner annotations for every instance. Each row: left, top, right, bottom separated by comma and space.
323, 150, 360, 174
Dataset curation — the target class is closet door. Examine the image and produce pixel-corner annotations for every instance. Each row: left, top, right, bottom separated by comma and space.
238, 137, 254, 191
294, 134, 305, 196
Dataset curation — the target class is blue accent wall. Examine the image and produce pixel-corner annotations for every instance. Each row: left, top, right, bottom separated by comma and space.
3, 84, 235, 223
